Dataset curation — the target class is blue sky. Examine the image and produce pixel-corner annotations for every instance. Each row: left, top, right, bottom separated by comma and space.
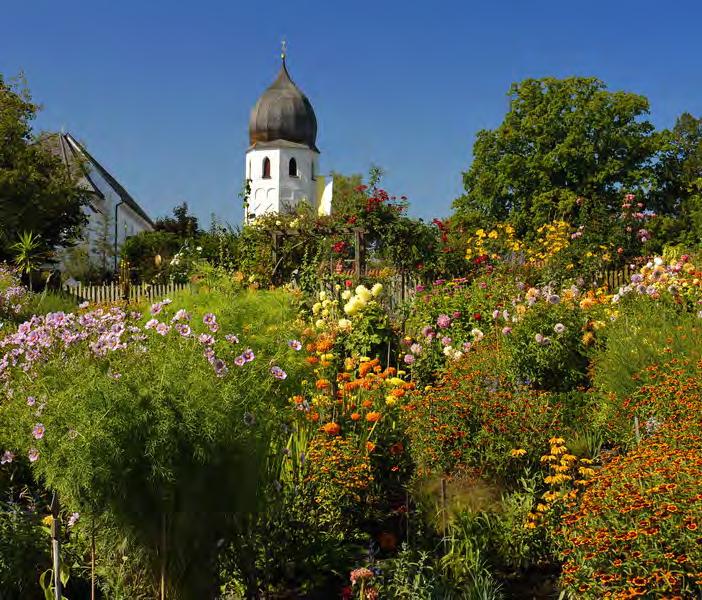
2, 0, 701, 226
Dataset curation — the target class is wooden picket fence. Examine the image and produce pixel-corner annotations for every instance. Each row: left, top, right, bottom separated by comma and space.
62, 281, 190, 304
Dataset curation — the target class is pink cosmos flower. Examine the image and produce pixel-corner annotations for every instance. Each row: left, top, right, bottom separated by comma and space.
288, 339, 302, 351
27, 396, 36, 406
156, 323, 171, 336
32, 423, 45, 440
270, 366, 287, 380
145, 319, 159, 330
198, 333, 215, 345
28, 448, 39, 462
1, 450, 14, 464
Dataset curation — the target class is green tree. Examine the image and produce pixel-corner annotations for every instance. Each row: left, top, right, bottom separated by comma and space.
154, 201, 200, 238
650, 113, 702, 249
453, 77, 659, 240
0, 74, 89, 261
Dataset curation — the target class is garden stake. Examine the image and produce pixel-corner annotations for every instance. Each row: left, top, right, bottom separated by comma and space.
634, 416, 640, 445
91, 517, 96, 600
160, 511, 166, 600
50, 492, 62, 600
440, 477, 447, 553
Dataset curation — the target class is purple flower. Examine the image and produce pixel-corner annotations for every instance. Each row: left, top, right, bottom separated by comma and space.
176, 324, 191, 337
32, 423, 45, 440
631, 273, 643, 284
28, 448, 39, 462
150, 302, 163, 316
225, 334, 240, 344
403, 354, 415, 365
410, 343, 422, 355
68, 512, 80, 528
155, 323, 171, 336
436, 314, 451, 329
415, 285, 425, 292
547, 294, 560, 305
270, 366, 287, 380
145, 319, 159, 330
462, 341, 472, 352
27, 396, 36, 407
243, 349, 255, 362
198, 333, 215, 345
234, 355, 246, 367
1, 450, 14, 464
171, 309, 190, 322
421, 325, 434, 338
213, 358, 228, 377
534, 333, 545, 344
452, 311, 462, 319
502, 326, 512, 335
441, 336, 452, 346
554, 323, 566, 334
288, 339, 302, 351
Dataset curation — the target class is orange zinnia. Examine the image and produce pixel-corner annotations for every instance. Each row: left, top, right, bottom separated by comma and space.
366, 411, 381, 423
322, 422, 341, 436
316, 379, 330, 390
350, 412, 361, 421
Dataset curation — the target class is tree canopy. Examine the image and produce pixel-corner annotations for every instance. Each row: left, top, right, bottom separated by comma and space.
453, 77, 660, 238
154, 201, 201, 238
0, 74, 88, 261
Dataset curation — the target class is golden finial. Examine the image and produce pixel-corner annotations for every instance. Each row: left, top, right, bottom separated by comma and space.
281, 38, 287, 62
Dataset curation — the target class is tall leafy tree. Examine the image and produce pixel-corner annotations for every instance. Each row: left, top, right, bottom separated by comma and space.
453, 77, 660, 239
650, 113, 702, 249
154, 202, 200, 238
0, 74, 88, 261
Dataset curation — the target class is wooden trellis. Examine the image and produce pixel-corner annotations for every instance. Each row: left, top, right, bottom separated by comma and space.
271, 227, 366, 283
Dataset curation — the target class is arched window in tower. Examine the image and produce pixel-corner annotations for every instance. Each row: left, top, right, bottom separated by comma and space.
262, 157, 271, 179
288, 157, 298, 178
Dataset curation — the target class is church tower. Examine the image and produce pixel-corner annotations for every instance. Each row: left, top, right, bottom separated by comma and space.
246, 46, 320, 220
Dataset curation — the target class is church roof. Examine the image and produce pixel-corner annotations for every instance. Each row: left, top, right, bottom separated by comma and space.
249, 59, 318, 152
41, 132, 154, 226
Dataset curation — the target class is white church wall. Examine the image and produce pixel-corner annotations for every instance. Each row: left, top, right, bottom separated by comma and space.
245, 146, 319, 219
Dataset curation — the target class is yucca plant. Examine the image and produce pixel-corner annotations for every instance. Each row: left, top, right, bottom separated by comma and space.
11, 231, 45, 291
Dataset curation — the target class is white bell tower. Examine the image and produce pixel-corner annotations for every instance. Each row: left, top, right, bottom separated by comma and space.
246, 44, 320, 220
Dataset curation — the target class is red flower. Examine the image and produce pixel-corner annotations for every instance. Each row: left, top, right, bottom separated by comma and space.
473, 312, 482, 321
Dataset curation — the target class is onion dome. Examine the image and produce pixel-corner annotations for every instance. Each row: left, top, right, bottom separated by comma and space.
249, 58, 318, 151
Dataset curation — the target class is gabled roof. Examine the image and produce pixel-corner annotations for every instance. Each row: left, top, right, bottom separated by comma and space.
40, 132, 154, 227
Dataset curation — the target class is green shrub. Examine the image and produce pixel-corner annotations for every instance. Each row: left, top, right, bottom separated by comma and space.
591, 296, 702, 400
503, 299, 589, 392
0, 288, 306, 598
